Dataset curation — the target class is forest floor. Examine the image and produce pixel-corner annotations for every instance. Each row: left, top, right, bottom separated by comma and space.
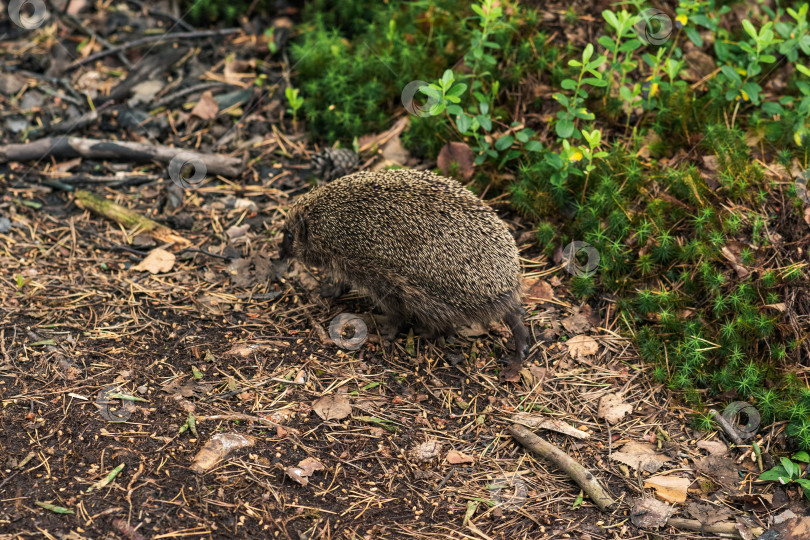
1, 1, 809, 539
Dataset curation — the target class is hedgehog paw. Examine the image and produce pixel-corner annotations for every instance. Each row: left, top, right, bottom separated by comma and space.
321, 278, 348, 298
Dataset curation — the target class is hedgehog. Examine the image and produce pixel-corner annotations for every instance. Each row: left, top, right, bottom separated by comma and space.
279, 169, 529, 361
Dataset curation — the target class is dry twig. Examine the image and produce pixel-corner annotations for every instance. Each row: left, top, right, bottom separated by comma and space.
508, 423, 618, 513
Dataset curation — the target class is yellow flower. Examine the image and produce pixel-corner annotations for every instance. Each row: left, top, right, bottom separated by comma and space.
569, 150, 583, 162
675, 14, 688, 28
795, 131, 806, 146
643, 80, 659, 99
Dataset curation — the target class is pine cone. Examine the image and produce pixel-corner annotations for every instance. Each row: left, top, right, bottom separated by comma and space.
310, 148, 360, 182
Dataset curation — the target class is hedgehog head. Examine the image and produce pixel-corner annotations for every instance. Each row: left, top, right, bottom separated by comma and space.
279, 205, 308, 262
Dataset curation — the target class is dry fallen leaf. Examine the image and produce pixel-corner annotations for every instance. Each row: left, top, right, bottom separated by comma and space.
686, 502, 732, 526
383, 138, 409, 163
437, 141, 475, 181
131, 248, 175, 274
519, 365, 549, 387
412, 440, 442, 463
312, 394, 352, 421
695, 455, 741, 488
190, 433, 255, 473
446, 450, 475, 464
566, 335, 599, 358
598, 393, 632, 424
630, 497, 674, 528
222, 343, 265, 358
524, 277, 554, 303
696, 439, 728, 456
499, 358, 523, 383
191, 90, 219, 120
611, 442, 671, 473
561, 312, 592, 334
286, 456, 325, 486
644, 476, 691, 503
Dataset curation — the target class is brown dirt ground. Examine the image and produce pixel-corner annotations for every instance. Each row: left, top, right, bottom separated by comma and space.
1, 175, 804, 539
1, 1, 809, 538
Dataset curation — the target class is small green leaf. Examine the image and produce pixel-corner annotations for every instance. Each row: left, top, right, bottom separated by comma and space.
583, 77, 607, 87
685, 27, 703, 46
759, 465, 789, 482
355, 415, 397, 432
597, 36, 615, 50
742, 20, 758, 41
36, 502, 74, 514
515, 129, 531, 143
551, 93, 569, 107
720, 65, 742, 84
603, 10, 620, 31
420, 86, 441, 100
495, 136, 514, 151
582, 43, 594, 63
447, 83, 468, 97
476, 115, 492, 131
556, 119, 575, 139
782, 457, 800, 479
428, 102, 446, 116
525, 140, 543, 152
793, 451, 810, 463
456, 114, 471, 133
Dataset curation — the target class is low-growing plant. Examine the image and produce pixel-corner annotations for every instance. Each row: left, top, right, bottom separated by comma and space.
759, 452, 810, 500
288, 0, 810, 450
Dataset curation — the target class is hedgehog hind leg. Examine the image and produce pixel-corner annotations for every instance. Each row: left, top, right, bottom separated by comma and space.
504, 307, 529, 362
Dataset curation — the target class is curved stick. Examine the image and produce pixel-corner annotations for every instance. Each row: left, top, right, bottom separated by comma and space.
508, 423, 618, 513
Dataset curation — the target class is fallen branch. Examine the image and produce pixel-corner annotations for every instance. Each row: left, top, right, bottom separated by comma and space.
0, 137, 243, 178
667, 518, 764, 538
29, 102, 114, 137
74, 190, 190, 248
508, 423, 618, 513
709, 408, 745, 446
67, 28, 240, 70
152, 82, 237, 109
